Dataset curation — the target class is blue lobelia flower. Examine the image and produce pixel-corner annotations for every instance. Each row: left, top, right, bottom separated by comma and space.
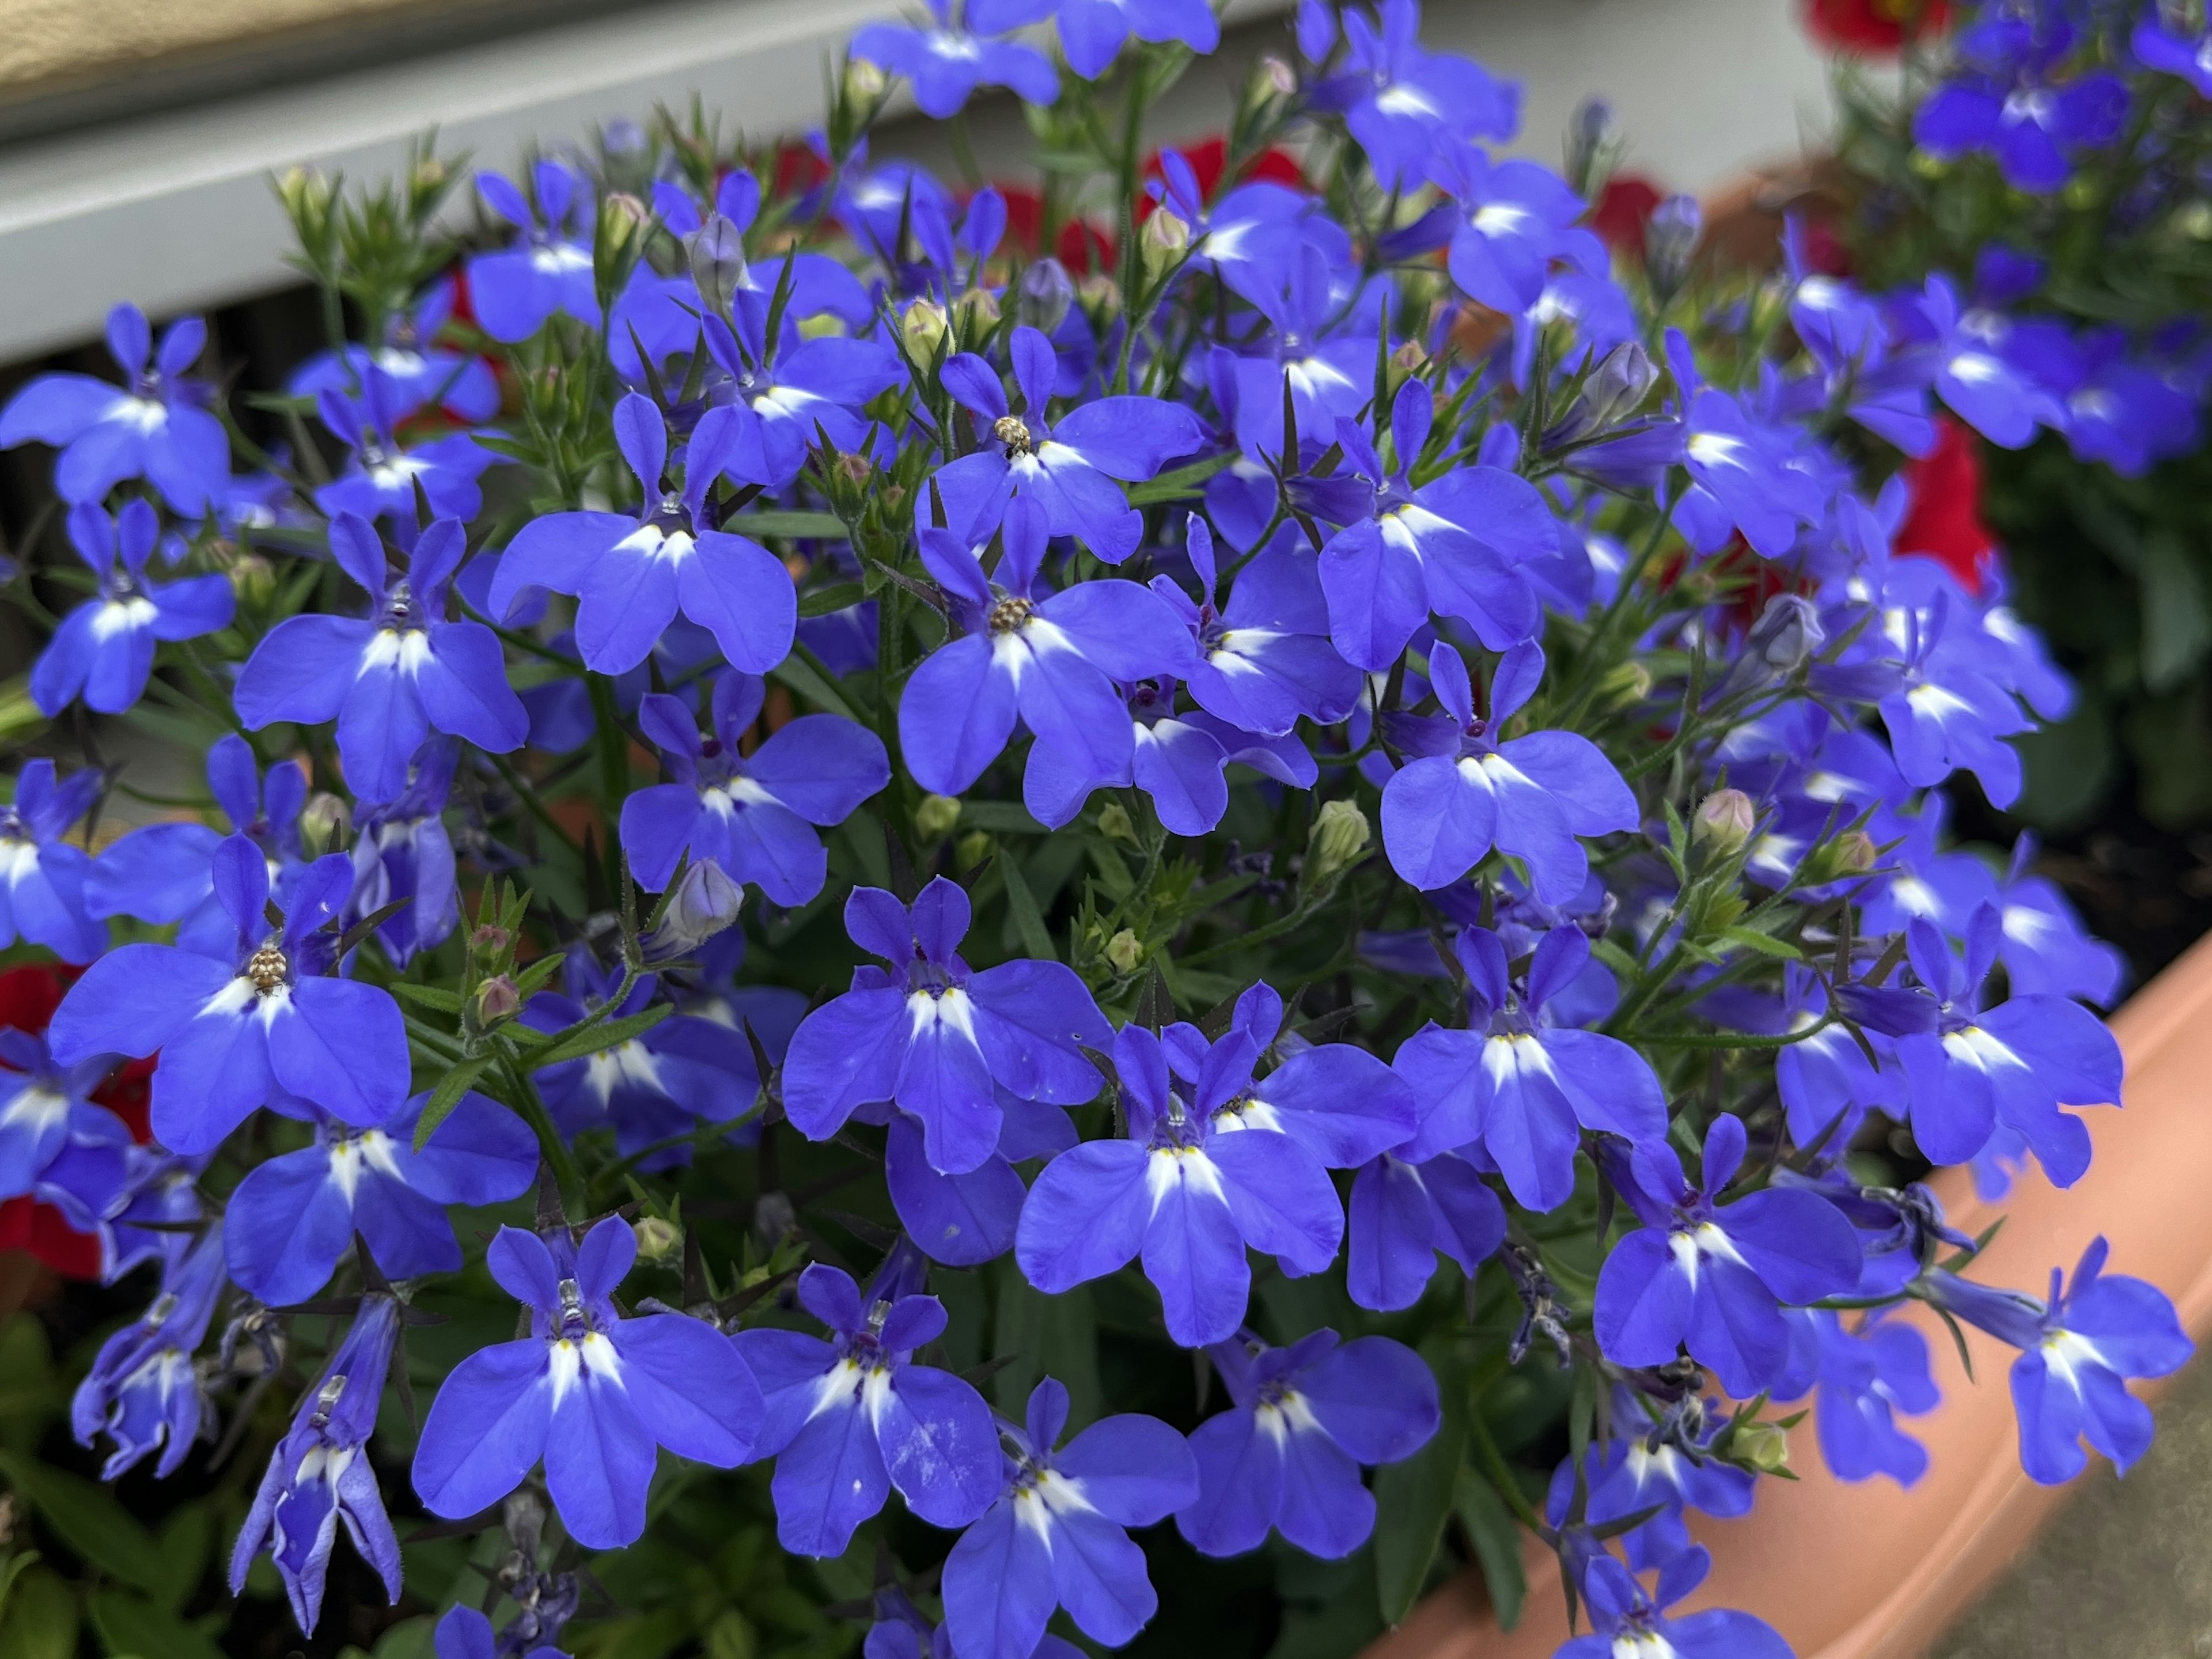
850, 0, 1060, 118
1544, 1388, 1754, 1571
1703, 960, 1903, 1155
287, 276, 501, 426
1176, 1328, 1439, 1558
1151, 517, 1362, 738
1380, 641, 1639, 899
1593, 1115, 1863, 1399
1924, 1237, 2192, 1486
224, 1090, 539, 1306
784, 878, 1111, 1175
942, 1378, 1199, 1659
870, 1588, 1078, 1659
1305, 0, 1518, 191
234, 513, 528, 805
347, 738, 462, 968
50, 838, 411, 1154
524, 945, 763, 1169
690, 303, 902, 494
1912, 65, 2127, 195
1893, 907, 2122, 1188
1426, 140, 1593, 317
901, 499, 1196, 820
487, 392, 797, 676
1990, 833, 2124, 1005
1345, 1145, 1505, 1313
435, 1604, 570, 1659
1014, 1021, 1349, 1348
1392, 925, 1664, 1213
1908, 274, 2053, 451
1556, 1547, 1790, 1659
86, 734, 306, 960
412, 1216, 762, 1548
0, 302, 229, 512
1, 759, 108, 964
619, 674, 888, 906
71, 1222, 225, 1479
1147, 151, 1313, 313
229, 1292, 405, 1634
1226, 246, 1379, 465
1297, 380, 1547, 671
1667, 336, 1824, 559
732, 1247, 1002, 1555
2134, 9, 2212, 98
973, 0, 1216, 78
311, 373, 505, 526
465, 164, 601, 342
1772, 1308, 1940, 1487
0, 1016, 135, 1214
29, 499, 234, 718
925, 327, 1204, 562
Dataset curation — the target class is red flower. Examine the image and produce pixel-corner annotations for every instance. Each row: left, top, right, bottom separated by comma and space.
0, 963, 153, 1281
1590, 175, 1662, 260
1802, 0, 1951, 53
1896, 415, 1998, 593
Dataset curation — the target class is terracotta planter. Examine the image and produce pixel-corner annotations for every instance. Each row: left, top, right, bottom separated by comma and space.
1366, 926, 2212, 1659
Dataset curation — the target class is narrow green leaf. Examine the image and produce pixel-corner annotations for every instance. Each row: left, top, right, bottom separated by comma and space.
0, 1551, 43, 1630
769, 655, 857, 720
999, 855, 1056, 961
1125, 452, 1234, 506
959, 801, 1048, 834
0, 1449, 165, 1592
527, 1004, 674, 1071
1373, 1416, 1465, 1622
89, 1587, 227, 1659
727, 510, 849, 540
990, 1262, 1100, 1429
0, 1566, 74, 1659
1717, 925, 1801, 959
412, 1056, 492, 1150
391, 983, 463, 1013
797, 581, 868, 618
1453, 1468, 1528, 1632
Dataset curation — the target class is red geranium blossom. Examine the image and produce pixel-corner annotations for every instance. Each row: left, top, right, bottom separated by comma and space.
1896, 414, 1998, 593
1803, 0, 1952, 53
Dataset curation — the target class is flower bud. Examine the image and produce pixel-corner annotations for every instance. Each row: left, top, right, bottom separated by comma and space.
1105, 929, 1143, 976
228, 552, 275, 607
471, 923, 511, 961
300, 792, 351, 857
688, 213, 748, 317
1691, 789, 1756, 858
1598, 660, 1653, 711
475, 975, 521, 1026
641, 861, 745, 962
1096, 801, 1138, 843
953, 286, 1001, 338
1805, 829, 1878, 885
1018, 258, 1075, 334
1565, 98, 1616, 198
1645, 194, 1702, 302
632, 1215, 682, 1266
277, 165, 336, 233
1304, 799, 1372, 889
1140, 210, 1192, 278
1544, 340, 1658, 449
844, 56, 889, 103
1745, 592, 1824, 676
915, 793, 963, 843
903, 299, 949, 362
1728, 1419, 1791, 1475
600, 192, 650, 256
1077, 272, 1123, 326
1261, 54, 1297, 95
955, 830, 994, 872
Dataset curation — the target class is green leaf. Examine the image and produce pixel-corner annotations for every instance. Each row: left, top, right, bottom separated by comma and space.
727, 510, 849, 540
412, 1056, 492, 1149
527, 1004, 674, 1071
768, 655, 857, 721
1717, 925, 1800, 960
1373, 1415, 1465, 1623
89, 1587, 226, 1659
797, 582, 868, 618
0, 1449, 165, 1591
999, 854, 1056, 961
2140, 531, 2210, 694
990, 1261, 1100, 1430
0, 1551, 42, 1628
0, 1565, 74, 1659
391, 983, 463, 1013
147, 1505, 210, 1613
959, 801, 1048, 834
1124, 453, 1234, 506
1453, 1468, 1527, 1631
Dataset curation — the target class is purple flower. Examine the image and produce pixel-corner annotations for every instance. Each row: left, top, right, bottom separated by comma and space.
1392, 925, 1664, 1211
0, 302, 228, 513
901, 503, 1197, 822
30, 499, 234, 717
783, 878, 1111, 1174
925, 327, 1205, 562
850, 0, 1060, 118
487, 392, 796, 676
348, 739, 461, 967
1226, 248, 1378, 463
1311, 0, 1518, 191
1, 759, 107, 964
234, 514, 528, 805
1345, 1149, 1505, 1312
993, 0, 1218, 77
435, 1605, 571, 1659
465, 164, 600, 343
1706, 961, 1903, 1153
0, 1017, 134, 1214
287, 276, 500, 425
1894, 907, 2122, 1188
1557, 1547, 1790, 1659
2134, 13, 2212, 97
1991, 835, 2124, 1005
688, 306, 901, 493
86, 734, 306, 960
1914, 69, 2127, 194
1380, 641, 1639, 898
1925, 1237, 2192, 1484
1175, 1328, 1440, 1558
312, 372, 504, 526
1773, 1308, 1940, 1486
1013, 1021, 1353, 1347
731, 1248, 1001, 1554
1873, 581, 2035, 810
50, 838, 411, 1154
1593, 1115, 1862, 1398
1300, 381, 1547, 671
71, 1223, 224, 1479
1427, 141, 1592, 316
620, 674, 888, 906
224, 1091, 538, 1306
411, 1216, 762, 1548
229, 1293, 405, 1634
1911, 274, 2055, 450
941, 1379, 1199, 1659
1546, 1388, 1755, 1565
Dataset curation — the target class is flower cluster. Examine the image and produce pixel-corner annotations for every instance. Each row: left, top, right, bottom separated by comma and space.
0, 1, 2192, 1656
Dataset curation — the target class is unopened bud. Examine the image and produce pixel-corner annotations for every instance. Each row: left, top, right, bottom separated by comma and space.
228, 552, 275, 607
1105, 929, 1143, 976
1140, 210, 1192, 278
1545, 340, 1658, 449
915, 793, 963, 842
1645, 194, 1702, 302
902, 299, 949, 363
1304, 798, 1372, 888
955, 830, 993, 872
953, 286, 1001, 337
689, 213, 748, 317
1018, 258, 1075, 334
1692, 789, 1756, 858
471, 923, 511, 960
632, 1215, 681, 1266
642, 860, 745, 962
1598, 660, 1653, 711
300, 791, 351, 856
278, 165, 336, 228
835, 450, 874, 488
1745, 592, 1824, 676
475, 975, 521, 1025
1096, 801, 1138, 843
599, 192, 650, 258
1261, 54, 1298, 95
1807, 829, 1878, 884
1077, 272, 1122, 325
844, 56, 889, 103
1728, 1419, 1791, 1475
1565, 98, 1616, 199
